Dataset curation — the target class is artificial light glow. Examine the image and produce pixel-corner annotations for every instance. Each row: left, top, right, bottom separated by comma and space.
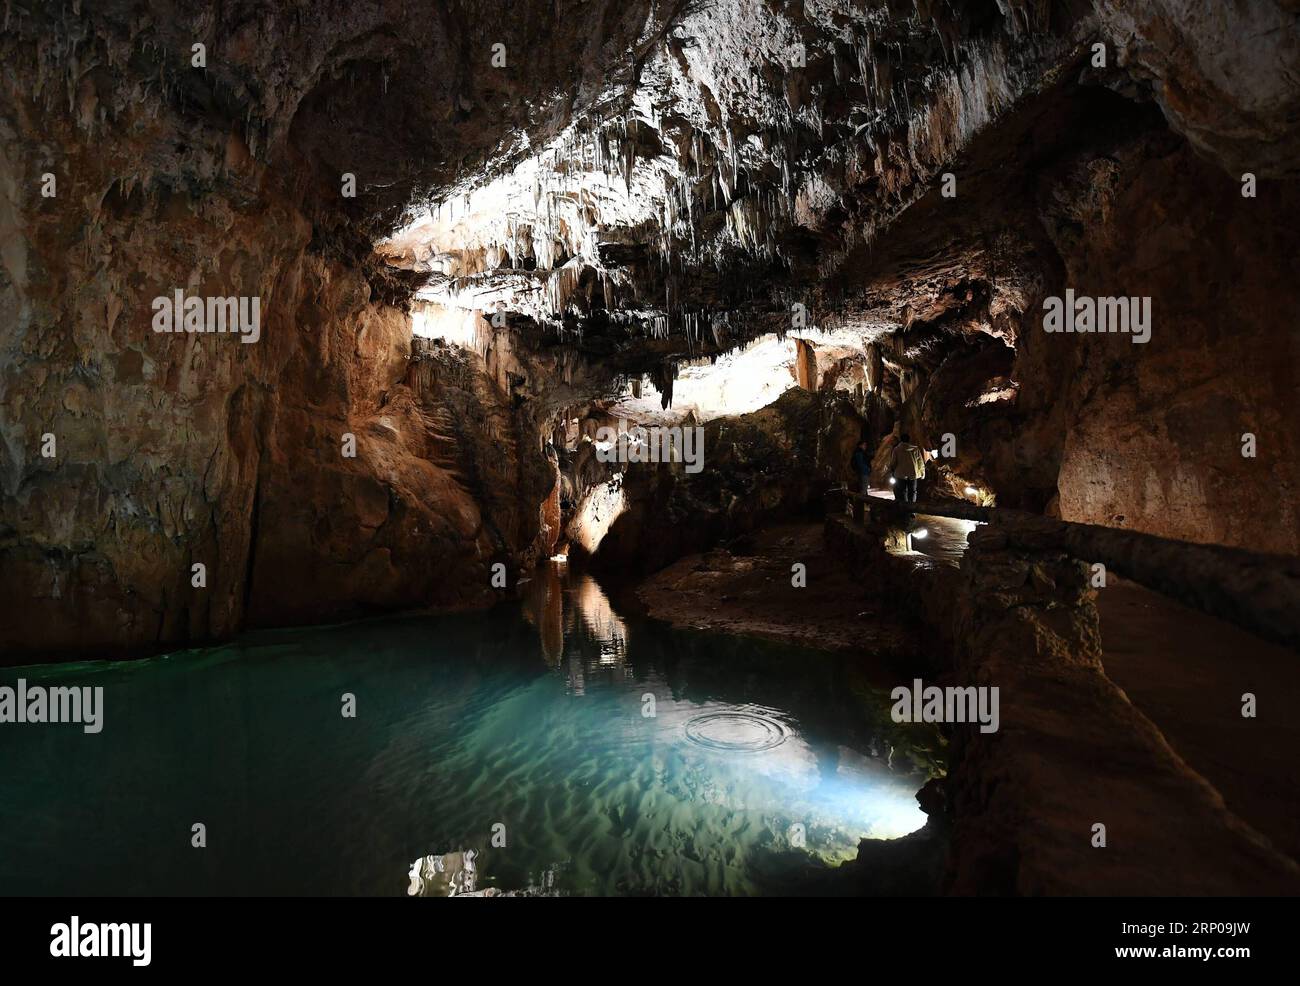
411, 303, 487, 349
888, 477, 896, 486
612, 334, 800, 424
965, 382, 1020, 408
913, 528, 929, 539
965, 486, 978, 496
566, 477, 628, 555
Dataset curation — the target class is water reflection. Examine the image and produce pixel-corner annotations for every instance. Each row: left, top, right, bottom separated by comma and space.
407, 850, 565, 898
519, 561, 629, 674
485, 561, 938, 891
0, 564, 942, 896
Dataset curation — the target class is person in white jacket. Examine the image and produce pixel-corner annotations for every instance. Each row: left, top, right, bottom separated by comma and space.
890, 432, 927, 504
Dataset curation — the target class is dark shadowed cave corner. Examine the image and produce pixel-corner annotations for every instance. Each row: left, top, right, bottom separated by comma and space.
1, 0, 1299, 897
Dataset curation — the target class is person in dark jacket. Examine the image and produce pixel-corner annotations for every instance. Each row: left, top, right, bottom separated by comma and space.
850, 440, 872, 496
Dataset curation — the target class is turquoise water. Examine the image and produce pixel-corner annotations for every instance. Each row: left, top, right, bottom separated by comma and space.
0, 567, 941, 896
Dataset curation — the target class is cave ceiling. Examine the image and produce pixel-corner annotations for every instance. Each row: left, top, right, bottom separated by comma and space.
14, 0, 1300, 387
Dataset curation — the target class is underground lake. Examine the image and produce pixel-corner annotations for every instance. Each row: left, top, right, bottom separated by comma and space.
0, 566, 942, 896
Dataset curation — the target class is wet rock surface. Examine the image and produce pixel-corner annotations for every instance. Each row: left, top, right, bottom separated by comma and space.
827, 507, 1300, 894
0, 1, 675, 658
585, 388, 862, 574
637, 521, 914, 661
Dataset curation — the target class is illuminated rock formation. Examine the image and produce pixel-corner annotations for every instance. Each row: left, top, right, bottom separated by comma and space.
2, 0, 1297, 660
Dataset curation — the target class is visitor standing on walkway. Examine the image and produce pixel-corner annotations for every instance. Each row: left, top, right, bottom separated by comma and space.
890, 432, 926, 504
850, 439, 872, 496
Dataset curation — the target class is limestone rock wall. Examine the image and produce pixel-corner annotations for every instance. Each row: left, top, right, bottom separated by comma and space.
1033, 135, 1300, 552
3, 0, 1298, 660
584, 388, 864, 574
0, 124, 512, 657
1093, 0, 1300, 177
0, 1, 666, 659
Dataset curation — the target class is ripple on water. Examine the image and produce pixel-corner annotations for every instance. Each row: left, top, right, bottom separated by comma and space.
683, 710, 789, 753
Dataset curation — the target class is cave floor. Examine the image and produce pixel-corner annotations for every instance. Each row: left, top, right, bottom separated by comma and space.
637, 521, 916, 673
1098, 576, 1300, 864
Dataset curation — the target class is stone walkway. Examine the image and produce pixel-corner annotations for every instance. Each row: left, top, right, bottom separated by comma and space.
869, 487, 977, 567
1098, 576, 1300, 864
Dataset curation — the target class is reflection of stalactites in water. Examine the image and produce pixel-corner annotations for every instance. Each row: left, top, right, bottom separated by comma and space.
407, 849, 478, 897
539, 570, 564, 666
525, 863, 565, 896
566, 650, 586, 697
520, 562, 629, 673
406, 852, 568, 897
566, 572, 628, 667
519, 565, 566, 666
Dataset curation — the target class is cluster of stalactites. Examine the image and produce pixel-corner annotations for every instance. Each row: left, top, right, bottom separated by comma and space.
393, 0, 1037, 350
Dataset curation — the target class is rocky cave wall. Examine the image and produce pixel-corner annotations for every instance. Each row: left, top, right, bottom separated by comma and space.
576, 386, 864, 574
880, 103, 1300, 553
2, 0, 1298, 658
0, 92, 543, 657
0, 0, 676, 659
821, 29, 1300, 552
1042, 137, 1300, 552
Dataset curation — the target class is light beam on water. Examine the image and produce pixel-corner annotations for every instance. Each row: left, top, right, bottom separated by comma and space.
0, 566, 941, 896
